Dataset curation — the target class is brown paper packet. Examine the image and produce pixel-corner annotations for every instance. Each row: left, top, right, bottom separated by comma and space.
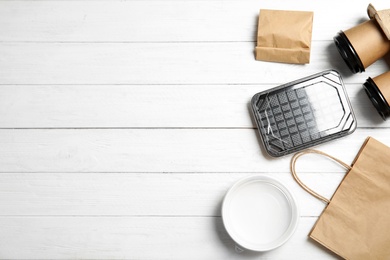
255, 9, 314, 64
309, 137, 390, 259
368, 3, 390, 40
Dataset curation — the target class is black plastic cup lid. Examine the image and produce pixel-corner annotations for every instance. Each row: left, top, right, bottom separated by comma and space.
334, 31, 365, 74
363, 77, 390, 120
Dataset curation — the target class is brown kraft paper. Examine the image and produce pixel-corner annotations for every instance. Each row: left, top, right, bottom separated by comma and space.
308, 137, 390, 259
368, 3, 390, 40
255, 9, 313, 64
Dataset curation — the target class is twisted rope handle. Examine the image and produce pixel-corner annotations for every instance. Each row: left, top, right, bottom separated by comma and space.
290, 149, 352, 204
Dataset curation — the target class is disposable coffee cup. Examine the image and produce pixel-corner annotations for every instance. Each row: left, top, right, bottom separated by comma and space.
222, 175, 299, 252
363, 71, 390, 120
334, 19, 390, 73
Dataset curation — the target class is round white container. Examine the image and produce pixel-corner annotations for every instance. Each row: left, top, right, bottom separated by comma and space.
222, 175, 299, 251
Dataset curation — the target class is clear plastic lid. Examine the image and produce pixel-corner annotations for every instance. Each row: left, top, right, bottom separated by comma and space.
251, 70, 357, 157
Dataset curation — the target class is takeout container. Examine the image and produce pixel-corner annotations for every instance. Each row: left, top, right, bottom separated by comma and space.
222, 175, 299, 251
251, 70, 356, 157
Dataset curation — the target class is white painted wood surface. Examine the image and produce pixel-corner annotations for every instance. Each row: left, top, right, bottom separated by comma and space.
1, 0, 389, 259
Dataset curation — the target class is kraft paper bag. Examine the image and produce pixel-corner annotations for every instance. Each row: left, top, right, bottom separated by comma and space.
291, 137, 390, 259
368, 3, 390, 40
255, 9, 313, 64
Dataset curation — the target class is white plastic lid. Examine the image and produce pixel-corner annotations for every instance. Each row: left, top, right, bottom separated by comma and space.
222, 175, 299, 251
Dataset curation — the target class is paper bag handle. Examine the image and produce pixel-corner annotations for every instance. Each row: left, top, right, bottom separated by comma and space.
290, 149, 351, 204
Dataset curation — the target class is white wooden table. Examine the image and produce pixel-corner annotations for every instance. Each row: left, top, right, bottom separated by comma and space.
1, 0, 389, 259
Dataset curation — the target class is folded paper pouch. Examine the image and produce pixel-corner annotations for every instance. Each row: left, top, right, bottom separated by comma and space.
255, 9, 314, 64
368, 3, 390, 40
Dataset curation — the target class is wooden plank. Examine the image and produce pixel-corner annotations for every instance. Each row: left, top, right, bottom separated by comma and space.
0, 128, 387, 173
0, 0, 371, 42
0, 172, 343, 217
0, 42, 387, 85
0, 84, 387, 128
0, 216, 339, 259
